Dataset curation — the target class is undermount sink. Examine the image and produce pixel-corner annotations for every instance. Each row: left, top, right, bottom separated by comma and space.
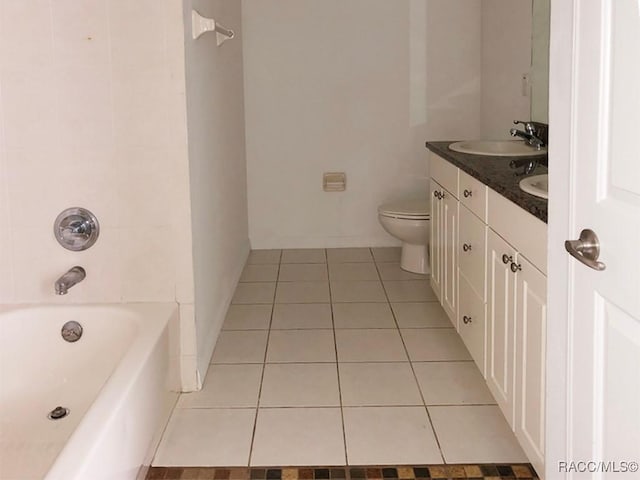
519, 174, 548, 199
449, 140, 547, 157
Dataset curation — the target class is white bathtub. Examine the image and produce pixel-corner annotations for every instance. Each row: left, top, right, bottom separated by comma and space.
0, 304, 180, 480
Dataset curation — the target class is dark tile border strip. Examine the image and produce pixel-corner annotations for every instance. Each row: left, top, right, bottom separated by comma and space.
147, 464, 538, 480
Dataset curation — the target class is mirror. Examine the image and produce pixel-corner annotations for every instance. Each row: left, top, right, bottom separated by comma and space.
531, 0, 550, 123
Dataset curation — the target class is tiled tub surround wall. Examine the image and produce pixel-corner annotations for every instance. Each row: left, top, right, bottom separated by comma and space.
154, 248, 527, 468
0, 0, 250, 390
0, 0, 193, 305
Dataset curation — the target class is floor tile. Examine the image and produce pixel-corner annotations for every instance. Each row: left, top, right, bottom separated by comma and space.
391, 302, 451, 328
383, 281, 437, 302
330, 281, 387, 303
376, 263, 427, 281
260, 363, 340, 407
339, 363, 422, 406
332, 303, 396, 329
223, 305, 272, 330
328, 263, 379, 281
275, 281, 330, 303
401, 329, 471, 362
232, 283, 276, 304
413, 361, 495, 405
371, 247, 402, 263
335, 329, 407, 362
279, 263, 328, 281
240, 264, 279, 283
266, 330, 336, 363
177, 364, 263, 408
153, 408, 256, 466
281, 249, 326, 264
343, 407, 442, 465
272, 303, 333, 329
247, 249, 281, 265
251, 408, 346, 466
211, 330, 269, 364
428, 405, 527, 463
327, 248, 374, 263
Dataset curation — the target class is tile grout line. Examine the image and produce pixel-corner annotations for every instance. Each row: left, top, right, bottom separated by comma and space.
327, 249, 350, 466
246, 249, 283, 466
373, 257, 447, 464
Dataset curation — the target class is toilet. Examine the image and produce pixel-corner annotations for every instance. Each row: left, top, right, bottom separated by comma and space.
377, 199, 431, 274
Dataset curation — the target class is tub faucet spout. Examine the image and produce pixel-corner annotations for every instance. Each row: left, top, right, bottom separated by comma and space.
55, 266, 86, 295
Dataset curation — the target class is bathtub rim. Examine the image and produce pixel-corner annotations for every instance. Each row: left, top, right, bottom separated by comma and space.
0, 302, 179, 480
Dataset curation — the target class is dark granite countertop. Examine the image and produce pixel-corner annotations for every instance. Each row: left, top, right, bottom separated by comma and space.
425, 141, 548, 223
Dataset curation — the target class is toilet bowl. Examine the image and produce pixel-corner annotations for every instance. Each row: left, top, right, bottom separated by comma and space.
378, 199, 431, 274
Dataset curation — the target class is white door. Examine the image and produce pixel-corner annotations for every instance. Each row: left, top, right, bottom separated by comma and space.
430, 179, 443, 302
547, 1, 640, 478
514, 254, 546, 477
486, 229, 517, 427
441, 189, 458, 325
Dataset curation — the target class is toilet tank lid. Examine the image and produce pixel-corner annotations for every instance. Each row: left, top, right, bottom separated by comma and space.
378, 199, 430, 216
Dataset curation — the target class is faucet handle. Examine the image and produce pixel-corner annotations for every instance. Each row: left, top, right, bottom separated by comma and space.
513, 120, 535, 134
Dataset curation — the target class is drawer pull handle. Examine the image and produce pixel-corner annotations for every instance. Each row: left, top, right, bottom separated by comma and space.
433, 190, 444, 200
463, 189, 472, 198
463, 243, 472, 252
510, 262, 522, 273
502, 254, 513, 264
463, 315, 472, 324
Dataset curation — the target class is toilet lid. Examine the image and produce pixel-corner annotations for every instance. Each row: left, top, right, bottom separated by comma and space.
378, 199, 430, 218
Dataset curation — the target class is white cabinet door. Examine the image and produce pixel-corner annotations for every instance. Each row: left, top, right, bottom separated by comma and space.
514, 254, 546, 477
459, 204, 487, 301
459, 271, 487, 374
486, 229, 517, 427
430, 179, 443, 303
441, 189, 458, 326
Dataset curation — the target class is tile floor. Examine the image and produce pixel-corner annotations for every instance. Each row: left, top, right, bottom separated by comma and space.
153, 248, 527, 468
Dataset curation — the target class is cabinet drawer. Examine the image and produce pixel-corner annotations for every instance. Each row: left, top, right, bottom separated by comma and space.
459, 205, 487, 301
459, 169, 488, 221
488, 188, 547, 274
458, 272, 486, 375
430, 152, 458, 198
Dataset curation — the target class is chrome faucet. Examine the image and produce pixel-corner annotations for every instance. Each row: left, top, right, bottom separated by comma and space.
510, 120, 546, 150
55, 266, 86, 295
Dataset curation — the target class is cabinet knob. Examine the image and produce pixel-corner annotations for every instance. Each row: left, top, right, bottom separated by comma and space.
463, 315, 472, 324
510, 262, 522, 273
463, 243, 472, 252
433, 190, 439, 199
463, 189, 472, 198
502, 254, 513, 264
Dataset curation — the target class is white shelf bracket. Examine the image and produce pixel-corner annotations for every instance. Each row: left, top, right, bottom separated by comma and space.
192, 9, 235, 47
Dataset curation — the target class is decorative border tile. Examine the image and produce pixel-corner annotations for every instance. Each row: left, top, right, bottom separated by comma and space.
147, 464, 538, 480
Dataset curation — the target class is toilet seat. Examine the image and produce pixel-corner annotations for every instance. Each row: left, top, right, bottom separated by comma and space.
378, 200, 430, 220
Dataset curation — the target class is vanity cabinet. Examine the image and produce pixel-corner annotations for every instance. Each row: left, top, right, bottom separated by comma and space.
429, 151, 547, 478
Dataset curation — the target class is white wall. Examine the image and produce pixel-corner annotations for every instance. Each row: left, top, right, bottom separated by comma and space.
0, 0, 203, 389
243, 0, 482, 249
531, 0, 550, 123
182, 0, 250, 384
480, 0, 533, 139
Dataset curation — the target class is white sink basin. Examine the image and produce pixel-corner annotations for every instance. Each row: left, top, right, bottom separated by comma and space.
519, 174, 548, 199
449, 140, 547, 157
